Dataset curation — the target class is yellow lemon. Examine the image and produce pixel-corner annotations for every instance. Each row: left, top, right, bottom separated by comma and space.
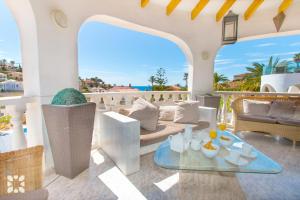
218, 123, 227, 131
209, 129, 217, 139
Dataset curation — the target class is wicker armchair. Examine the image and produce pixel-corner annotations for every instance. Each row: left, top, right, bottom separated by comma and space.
231, 96, 300, 147
0, 146, 44, 196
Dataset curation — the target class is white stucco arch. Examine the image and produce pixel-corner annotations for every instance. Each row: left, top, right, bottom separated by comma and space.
288, 84, 300, 93
261, 84, 276, 93
4, 0, 40, 97
78, 15, 194, 85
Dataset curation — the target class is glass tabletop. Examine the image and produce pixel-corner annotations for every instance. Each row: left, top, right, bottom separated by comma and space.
154, 130, 282, 174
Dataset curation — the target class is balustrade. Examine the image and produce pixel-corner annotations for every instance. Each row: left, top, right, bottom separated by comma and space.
84, 91, 190, 111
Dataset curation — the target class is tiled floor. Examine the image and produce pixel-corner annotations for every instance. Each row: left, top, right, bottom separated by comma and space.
46, 132, 300, 200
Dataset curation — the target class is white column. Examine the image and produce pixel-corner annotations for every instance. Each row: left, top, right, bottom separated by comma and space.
221, 94, 229, 124
6, 105, 27, 150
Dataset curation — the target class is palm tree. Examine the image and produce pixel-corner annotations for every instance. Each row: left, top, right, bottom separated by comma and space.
214, 72, 229, 84
183, 73, 188, 88
242, 63, 263, 91
1, 59, 7, 67
261, 56, 291, 75
213, 72, 229, 90
10, 60, 15, 68
148, 75, 155, 90
293, 53, 300, 68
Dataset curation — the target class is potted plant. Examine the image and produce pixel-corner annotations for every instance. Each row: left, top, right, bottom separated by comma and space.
42, 88, 96, 179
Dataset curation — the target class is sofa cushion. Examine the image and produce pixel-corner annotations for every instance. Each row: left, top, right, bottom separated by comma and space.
243, 99, 271, 116
277, 118, 300, 127
173, 101, 200, 124
238, 114, 277, 124
128, 98, 159, 131
159, 106, 176, 121
119, 108, 130, 116
0, 189, 48, 200
268, 101, 295, 118
140, 120, 209, 146
293, 106, 300, 120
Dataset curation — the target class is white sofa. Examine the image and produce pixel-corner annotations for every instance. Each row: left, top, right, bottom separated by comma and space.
99, 106, 217, 175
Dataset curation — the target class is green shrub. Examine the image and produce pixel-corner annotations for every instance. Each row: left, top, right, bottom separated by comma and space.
0, 115, 11, 124
51, 88, 87, 105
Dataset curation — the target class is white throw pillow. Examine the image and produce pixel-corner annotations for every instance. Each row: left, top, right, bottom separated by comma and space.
293, 106, 300, 120
243, 99, 271, 116
268, 101, 295, 118
173, 101, 200, 124
128, 98, 159, 131
159, 106, 176, 121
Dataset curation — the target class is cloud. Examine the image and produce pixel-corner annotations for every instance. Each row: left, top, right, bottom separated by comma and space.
215, 63, 248, 71
289, 42, 300, 46
273, 51, 298, 56
247, 58, 268, 63
215, 59, 235, 65
244, 52, 265, 57
255, 43, 276, 47
80, 67, 124, 75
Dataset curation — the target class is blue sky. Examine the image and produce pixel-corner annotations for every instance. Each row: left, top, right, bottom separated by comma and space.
1, 0, 300, 85
78, 22, 187, 86
0, 0, 21, 63
216, 35, 300, 80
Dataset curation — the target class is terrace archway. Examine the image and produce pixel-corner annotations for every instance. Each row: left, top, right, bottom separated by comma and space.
78, 15, 193, 91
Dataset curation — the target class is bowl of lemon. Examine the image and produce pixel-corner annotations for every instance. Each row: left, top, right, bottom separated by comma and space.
219, 135, 234, 147
201, 140, 220, 158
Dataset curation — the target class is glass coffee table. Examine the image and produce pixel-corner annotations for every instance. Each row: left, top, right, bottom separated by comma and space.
154, 130, 282, 174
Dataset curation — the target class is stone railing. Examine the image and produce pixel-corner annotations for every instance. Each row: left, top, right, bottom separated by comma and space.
84, 91, 191, 111
214, 91, 300, 126
0, 96, 36, 152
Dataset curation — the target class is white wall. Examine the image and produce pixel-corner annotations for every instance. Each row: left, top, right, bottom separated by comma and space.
261, 73, 300, 92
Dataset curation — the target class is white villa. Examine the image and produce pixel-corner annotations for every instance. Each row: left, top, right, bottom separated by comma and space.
0, 80, 23, 92
0, 1, 300, 200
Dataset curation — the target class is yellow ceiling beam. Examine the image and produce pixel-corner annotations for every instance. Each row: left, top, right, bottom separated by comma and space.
216, 0, 237, 22
141, 0, 150, 8
191, 0, 210, 20
278, 0, 293, 13
166, 0, 181, 16
244, 0, 264, 21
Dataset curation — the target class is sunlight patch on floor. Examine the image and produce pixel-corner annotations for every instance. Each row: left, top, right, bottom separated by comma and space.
98, 167, 147, 200
91, 149, 105, 165
154, 173, 179, 192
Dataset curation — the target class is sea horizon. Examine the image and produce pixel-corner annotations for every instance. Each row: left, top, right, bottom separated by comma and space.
131, 85, 152, 91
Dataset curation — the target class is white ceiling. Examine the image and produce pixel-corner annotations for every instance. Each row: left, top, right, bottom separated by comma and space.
150, 0, 298, 15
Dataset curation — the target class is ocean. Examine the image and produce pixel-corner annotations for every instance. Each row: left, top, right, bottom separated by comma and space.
132, 86, 152, 91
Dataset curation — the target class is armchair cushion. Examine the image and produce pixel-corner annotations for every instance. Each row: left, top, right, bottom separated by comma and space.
159, 106, 176, 121
277, 118, 300, 127
237, 114, 277, 124
140, 120, 209, 146
128, 98, 159, 131
243, 99, 271, 116
173, 101, 200, 124
268, 101, 295, 118
292, 106, 300, 120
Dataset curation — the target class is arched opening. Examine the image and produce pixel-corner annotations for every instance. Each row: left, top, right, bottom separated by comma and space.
261, 84, 276, 93
0, 0, 23, 96
78, 15, 192, 93
288, 84, 300, 93
214, 33, 300, 92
